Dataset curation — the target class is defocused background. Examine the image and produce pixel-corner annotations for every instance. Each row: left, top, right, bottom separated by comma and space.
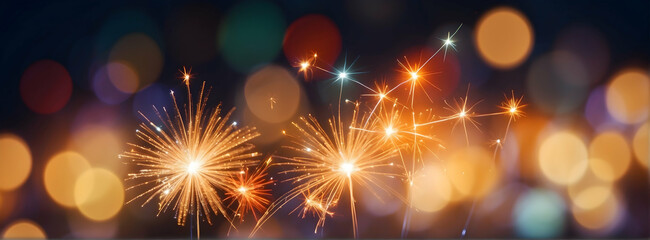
0, 0, 648, 238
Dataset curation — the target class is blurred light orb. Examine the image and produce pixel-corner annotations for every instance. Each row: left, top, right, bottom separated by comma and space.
245, 65, 301, 123
513, 114, 549, 180
446, 147, 499, 200
70, 124, 125, 175
475, 7, 533, 69
513, 189, 565, 238
19, 59, 73, 114
584, 86, 617, 130
633, 123, 648, 168
572, 190, 622, 231
526, 52, 589, 114
74, 168, 124, 221
571, 184, 611, 211
106, 61, 139, 93
554, 24, 610, 86
109, 33, 163, 91
568, 168, 612, 212
361, 178, 402, 217
44, 151, 91, 208
92, 65, 131, 105
283, 14, 341, 79
2, 219, 46, 238
538, 131, 588, 185
411, 163, 451, 212
218, 0, 285, 73
588, 131, 631, 182
72, 101, 122, 132
0, 134, 32, 191
605, 69, 650, 124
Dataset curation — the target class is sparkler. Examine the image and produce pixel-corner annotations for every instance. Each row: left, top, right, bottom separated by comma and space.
120, 67, 262, 238
256, 23, 524, 238
250, 103, 403, 238
225, 157, 274, 223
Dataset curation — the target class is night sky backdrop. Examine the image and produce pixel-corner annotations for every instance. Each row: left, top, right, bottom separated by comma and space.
0, 0, 648, 238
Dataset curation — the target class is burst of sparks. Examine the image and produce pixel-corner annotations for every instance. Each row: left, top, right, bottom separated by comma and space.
225, 158, 274, 223
250, 103, 403, 238
120, 70, 261, 237
252, 23, 524, 239
269, 97, 277, 110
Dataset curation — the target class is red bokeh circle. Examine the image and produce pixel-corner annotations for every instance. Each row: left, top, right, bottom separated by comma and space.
283, 14, 341, 80
20, 60, 72, 114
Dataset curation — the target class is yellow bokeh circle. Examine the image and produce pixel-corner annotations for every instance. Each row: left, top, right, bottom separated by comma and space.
475, 7, 534, 69
588, 131, 631, 182
244, 65, 302, 123
538, 131, 588, 185
2, 219, 46, 238
0, 133, 32, 191
74, 168, 124, 221
446, 147, 500, 200
572, 190, 621, 230
633, 122, 648, 168
410, 163, 451, 212
44, 151, 91, 207
568, 167, 612, 211
605, 69, 649, 124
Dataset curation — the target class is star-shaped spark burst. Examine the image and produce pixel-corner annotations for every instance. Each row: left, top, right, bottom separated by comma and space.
121, 68, 262, 238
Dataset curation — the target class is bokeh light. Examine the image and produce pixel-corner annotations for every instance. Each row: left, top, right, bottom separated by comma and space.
283, 14, 342, 77
92, 64, 132, 105
513, 189, 565, 238
360, 177, 402, 217
605, 69, 650, 124
70, 124, 125, 175
538, 131, 588, 185
1, 219, 46, 238
106, 61, 139, 93
74, 168, 124, 221
554, 24, 610, 85
633, 122, 648, 168
0, 133, 32, 191
572, 189, 623, 233
512, 114, 549, 181
218, 0, 285, 72
584, 86, 618, 130
72, 101, 122, 132
108, 33, 163, 91
474, 7, 533, 69
526, 51, 589, 114
244, 65, 302, 123
410, 163, 451, 212
19, 59, 72, 114
568, 164, 611, 209
446, 147, 499, 200
43, 151, 91, 208
588, 131, 631, 182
